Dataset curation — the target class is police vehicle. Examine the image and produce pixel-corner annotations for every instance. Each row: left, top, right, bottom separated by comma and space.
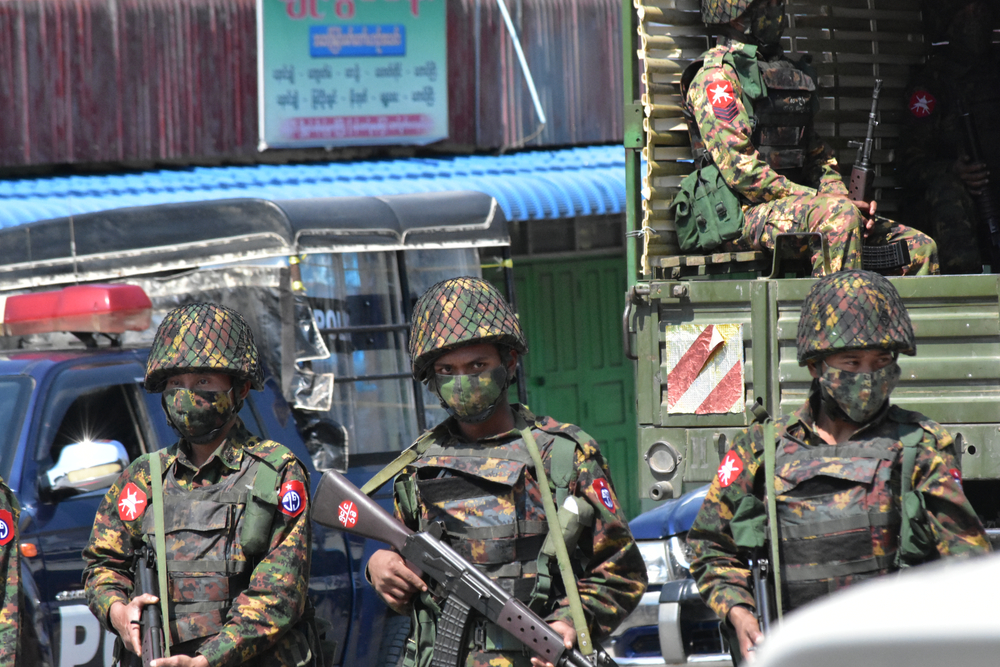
0, 284, 395, 667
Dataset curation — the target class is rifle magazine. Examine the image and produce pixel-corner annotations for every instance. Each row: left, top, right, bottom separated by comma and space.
431, 596, 472, 667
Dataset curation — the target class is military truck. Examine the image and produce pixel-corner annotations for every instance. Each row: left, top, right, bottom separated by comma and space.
618, 0, 1000, 663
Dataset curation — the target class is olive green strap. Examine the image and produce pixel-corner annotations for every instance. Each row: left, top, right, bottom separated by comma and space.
361, 431, 436, 496
517, 417, 593, 656
763, 419, 783, 622
148, 452, 172, 657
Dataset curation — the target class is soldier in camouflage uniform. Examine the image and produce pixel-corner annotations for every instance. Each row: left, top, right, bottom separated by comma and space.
688, 0, 939, 276
0, 477, 19, 667
896, 0, 1000, 274
83, 304, 317, 667
367, 277, 647, 667
688, 270, 990, 663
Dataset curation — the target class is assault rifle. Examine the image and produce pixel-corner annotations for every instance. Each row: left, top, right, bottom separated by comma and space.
848, 79, 882, 203
957, 98, 1000, 272
312, 470, 618, 667
124, 545, 165, 667
747, 550, 773, 635
848, 79, 911, 272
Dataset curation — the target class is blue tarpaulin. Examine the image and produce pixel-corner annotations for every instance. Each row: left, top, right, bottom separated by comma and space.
0, 145, 625, 229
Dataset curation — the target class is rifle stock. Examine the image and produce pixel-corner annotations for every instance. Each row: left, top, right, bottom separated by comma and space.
313, 470, 617, 667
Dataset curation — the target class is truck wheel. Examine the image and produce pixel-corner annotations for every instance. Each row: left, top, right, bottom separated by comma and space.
377, 615, 411, 667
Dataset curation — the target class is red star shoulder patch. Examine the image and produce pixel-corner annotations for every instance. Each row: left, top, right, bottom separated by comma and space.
117, 482, 147, 522
707, 80, 739, 122
908, 89, 936, 118
0, 509, 13, 546
716, 450, 744, 488
593, 478, 616, 512
280, 480, 307, 517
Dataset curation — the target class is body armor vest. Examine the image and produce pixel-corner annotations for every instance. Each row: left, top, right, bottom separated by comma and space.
773, 433, 903, 611
411, 439, 551, 603
143, 453, 262, 646
686, 44, 817, 182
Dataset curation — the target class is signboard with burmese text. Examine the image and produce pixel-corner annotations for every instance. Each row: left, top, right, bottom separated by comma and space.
257, 0, 448, 149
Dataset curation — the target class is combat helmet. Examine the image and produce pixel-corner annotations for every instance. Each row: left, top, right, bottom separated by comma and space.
797, 270, 916, 365
409, 277, 528, 382
702, 0, 753, 24
144, 303, 265, 392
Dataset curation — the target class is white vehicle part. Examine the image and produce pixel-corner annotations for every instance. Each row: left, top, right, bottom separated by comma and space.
753, 553, 1000, 667
58, 605, 115, 667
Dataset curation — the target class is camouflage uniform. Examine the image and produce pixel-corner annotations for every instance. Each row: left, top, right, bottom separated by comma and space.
84, 423, 313, 666
0, 477, 19, 667
687, 38, 939, 276
83, 304, 316, 667
896, 49, 1000, 273
393, 406, 647, 667
688, 270, 989, 623
383, 277, 647, 667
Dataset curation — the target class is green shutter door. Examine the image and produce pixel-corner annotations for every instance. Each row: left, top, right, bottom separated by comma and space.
512, 255, 640, 519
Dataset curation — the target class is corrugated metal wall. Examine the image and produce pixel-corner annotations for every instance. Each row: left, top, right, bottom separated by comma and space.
0, 0, 624, 169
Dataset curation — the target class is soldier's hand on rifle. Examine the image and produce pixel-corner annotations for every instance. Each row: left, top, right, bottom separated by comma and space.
850, 200, 878, 233
727, 605, 764, 662
109, 594, 159, 655
368, 548, 427, 614
529, 620, 575, 667
954, 155, 990, 196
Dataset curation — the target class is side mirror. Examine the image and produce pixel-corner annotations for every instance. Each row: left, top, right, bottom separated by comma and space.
41, 439, 129, 499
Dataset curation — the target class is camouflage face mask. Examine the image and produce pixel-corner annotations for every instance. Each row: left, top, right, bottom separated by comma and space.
431, 365, 509, 424
162, 387, 236, 445
818, 361, 901, 424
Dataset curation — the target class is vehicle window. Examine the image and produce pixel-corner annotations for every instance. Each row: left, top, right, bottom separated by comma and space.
44, 384, 147, 466
300, 249, 479, 459
37, 365, 151, 468
0, 376, 34, 480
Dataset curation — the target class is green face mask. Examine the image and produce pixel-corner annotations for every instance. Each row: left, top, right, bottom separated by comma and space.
431, 365, 509, 423
748, 2, 787, 47
818, 361, 901, 424
163, 387, 237, 445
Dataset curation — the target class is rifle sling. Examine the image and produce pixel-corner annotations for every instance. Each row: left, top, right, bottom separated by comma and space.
360, 430, 436, 496
763, 419, 783, 622
149, 452, 172, 657
517, 416, 594, 656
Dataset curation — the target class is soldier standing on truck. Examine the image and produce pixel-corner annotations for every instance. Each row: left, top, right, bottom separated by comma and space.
0, 476, 19, 667
684, 0, 939, 276
687, 270, 990, 663
366, 277, 647, 667
896, 0, 1000, 274
83, 304, 319, 667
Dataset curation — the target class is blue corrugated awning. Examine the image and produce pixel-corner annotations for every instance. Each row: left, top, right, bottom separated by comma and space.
0, 145, 625, 229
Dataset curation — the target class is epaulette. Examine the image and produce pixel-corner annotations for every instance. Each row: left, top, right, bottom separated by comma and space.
244, 438, 297, 470
888, 405, 949, 450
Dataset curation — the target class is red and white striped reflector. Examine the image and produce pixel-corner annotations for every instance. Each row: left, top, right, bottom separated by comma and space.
665, 323, 744, 415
